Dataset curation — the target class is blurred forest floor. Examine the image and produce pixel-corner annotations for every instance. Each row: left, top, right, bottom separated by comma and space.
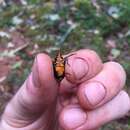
0, 0, 130, 130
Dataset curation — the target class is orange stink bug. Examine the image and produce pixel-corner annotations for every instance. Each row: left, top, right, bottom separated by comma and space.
53, 50, 75, 81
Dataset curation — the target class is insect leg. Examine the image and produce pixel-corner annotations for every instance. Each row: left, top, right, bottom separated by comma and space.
64, 53, 76, 66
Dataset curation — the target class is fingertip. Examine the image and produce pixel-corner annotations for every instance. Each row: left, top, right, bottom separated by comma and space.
59, 105, 87, 130
104, 61, 126, 86
65, 49, 103, 84
78, 81, 107, 109
32, 53, 57, 88
118, 91, 130, 112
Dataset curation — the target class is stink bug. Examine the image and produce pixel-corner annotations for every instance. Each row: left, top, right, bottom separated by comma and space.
53, 50, 75, 81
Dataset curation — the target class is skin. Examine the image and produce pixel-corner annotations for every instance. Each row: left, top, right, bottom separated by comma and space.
0, 49, 130, 130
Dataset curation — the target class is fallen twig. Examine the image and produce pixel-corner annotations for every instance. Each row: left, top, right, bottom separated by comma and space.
0, 42, 30, 58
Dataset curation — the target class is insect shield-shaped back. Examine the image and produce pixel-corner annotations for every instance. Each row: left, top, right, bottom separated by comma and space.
53, 50, 65, 81
53, 50, 76, 82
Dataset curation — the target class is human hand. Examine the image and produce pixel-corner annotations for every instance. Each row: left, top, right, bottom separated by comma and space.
0, 49, 130, 130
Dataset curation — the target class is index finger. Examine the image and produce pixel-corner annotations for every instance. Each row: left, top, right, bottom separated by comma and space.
60, 49, 103, 93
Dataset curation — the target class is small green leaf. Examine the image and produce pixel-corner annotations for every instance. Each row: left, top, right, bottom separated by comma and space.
12, 61, 22, 69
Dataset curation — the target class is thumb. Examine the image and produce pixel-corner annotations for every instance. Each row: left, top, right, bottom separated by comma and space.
2, 53, 58, 127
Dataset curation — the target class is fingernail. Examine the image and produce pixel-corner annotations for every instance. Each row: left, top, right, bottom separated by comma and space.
72, 58, 88, 80
85, 82, 106, 106
62, 108, 86, 129
32, 56, 41, 88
